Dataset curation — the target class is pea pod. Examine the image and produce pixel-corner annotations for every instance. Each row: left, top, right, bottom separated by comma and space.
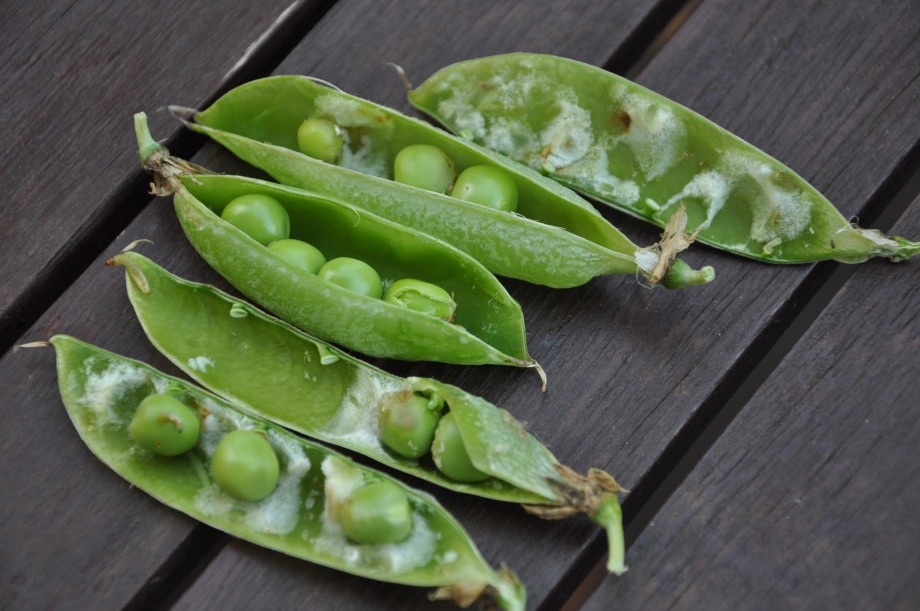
111, 251, 628, 574
408, 53, 920, 264
180, 75, 714, 289
48, 335, 525, 609
135, 114, 541, 380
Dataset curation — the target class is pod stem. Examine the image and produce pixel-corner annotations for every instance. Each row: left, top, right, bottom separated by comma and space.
592, 494, 627, 576
133, 112, 213, 196
893, 236, 920, 262
637, 203, 715, 289
662, 258, 716, 289
521, 465, 628, 575
134, 112, 166, 166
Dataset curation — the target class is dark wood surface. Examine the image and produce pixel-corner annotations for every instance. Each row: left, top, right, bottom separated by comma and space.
585, 195, 920, 610
2, 1, 918, 609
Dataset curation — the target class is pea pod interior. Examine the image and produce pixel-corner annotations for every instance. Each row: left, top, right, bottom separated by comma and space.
408, 53, 920, 264
187, 76, 713, 289
113, 252, 627, 574
50, 335, 525, 608
174, 171, 534, 368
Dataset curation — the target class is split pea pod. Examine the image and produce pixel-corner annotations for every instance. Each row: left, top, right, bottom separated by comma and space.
111, 251, 629, 575
134, 114, 540, 379
408, 53, 920, 263
48, 335, 525, 609
180, 75, 714, 289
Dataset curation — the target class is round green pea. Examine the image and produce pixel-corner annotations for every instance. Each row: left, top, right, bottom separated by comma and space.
221, 194, 290, 246
393, 144, 457, 194
297, 118, 344, 163
383, 278, 456, 321
338, 481, 413, 545
128, 393, 200, 456
318, 257, 383, 298
450, 165, 519, 212
211, 430, 280, 502
268, 239, 327, 274
431, 412, 490, 482
378, 391, 443, 458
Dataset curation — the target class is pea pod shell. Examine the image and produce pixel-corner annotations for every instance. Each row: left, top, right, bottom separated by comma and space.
408, 53, 920, 264
136, 113, 537, 373
49, 335, 525, 609
112, 252, 627, 573
186, 75, 713, 289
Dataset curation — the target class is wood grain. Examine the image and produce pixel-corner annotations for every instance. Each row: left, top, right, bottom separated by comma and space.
0, 0, 329, 349
584, 194, 920, 610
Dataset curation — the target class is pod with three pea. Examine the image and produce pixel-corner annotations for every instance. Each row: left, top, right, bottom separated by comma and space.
177, 75, 715, 289
110, 251, 629, 575
408, 53, 920, 264
135, 113, 543, 384
48, 335, 525, 609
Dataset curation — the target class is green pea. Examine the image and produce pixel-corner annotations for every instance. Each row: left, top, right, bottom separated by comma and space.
393, 144, 456, 194
378, 391, 443, 459
383, 278, 456, 321
431, 412, 490, 482
339, 481, 413, 545
128, 393, 199, 456
211, 429, 280, 502
267, 238, 326, 274
221, 194, 290, 246
297, 118, 344, 163
318, 257, 383, 298
450, 165, 519, 212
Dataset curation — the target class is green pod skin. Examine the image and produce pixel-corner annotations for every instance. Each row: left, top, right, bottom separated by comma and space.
409, 53, 920, 264
111, 252, 628, 575
183, 76, 713, 289
49, 335, 525, 610
135, 114, 539, 376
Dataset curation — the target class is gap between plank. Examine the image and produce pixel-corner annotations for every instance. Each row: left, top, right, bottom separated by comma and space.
556, 119, 920, 611
602, 0, 705, 79
122, 525, 227, 611
0, 0, 339, 357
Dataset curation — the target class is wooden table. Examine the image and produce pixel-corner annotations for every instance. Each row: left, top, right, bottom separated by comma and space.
3, 1, 918, 608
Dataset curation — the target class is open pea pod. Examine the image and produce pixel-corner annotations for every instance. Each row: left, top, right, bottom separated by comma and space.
48, 334, 525, 609
111, 251, 628, 574
135, 114, 541, 383
182, 75, 714, 289
409, 53, 920, 264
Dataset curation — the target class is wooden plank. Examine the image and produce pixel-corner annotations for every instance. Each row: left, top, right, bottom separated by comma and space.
4, 1, 919, 610
583, 194, 920, 610
1, 204, 226, 609
166, 0, 920, 608
0, 1, 335, 605
0, 0, 330, 349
